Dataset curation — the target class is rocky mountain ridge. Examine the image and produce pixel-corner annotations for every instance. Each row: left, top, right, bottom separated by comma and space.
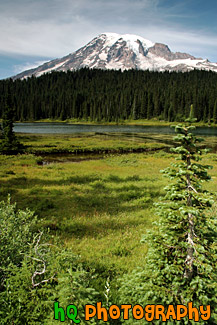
13, 32, 217, 79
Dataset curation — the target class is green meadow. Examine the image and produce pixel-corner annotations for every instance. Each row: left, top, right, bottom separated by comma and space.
0, 132, 217, 284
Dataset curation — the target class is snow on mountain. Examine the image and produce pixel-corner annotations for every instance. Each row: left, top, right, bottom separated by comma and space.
13, 33, 217, 79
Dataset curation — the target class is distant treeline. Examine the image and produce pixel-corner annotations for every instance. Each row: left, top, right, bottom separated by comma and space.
0, 68, 217, 122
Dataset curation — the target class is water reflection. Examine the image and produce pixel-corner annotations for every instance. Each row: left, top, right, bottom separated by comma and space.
13, 123, 217, 136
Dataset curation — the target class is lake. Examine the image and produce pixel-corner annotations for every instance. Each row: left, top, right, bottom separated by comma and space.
13, 122, 217, 136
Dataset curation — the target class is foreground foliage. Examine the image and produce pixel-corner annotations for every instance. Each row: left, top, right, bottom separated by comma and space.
0, 132, 216, 323
0, 198, 100, 324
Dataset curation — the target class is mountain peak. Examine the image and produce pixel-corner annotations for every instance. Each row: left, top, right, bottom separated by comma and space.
100, 32, 154, 46
99, 33, 154, 57
13, 33, 217, 79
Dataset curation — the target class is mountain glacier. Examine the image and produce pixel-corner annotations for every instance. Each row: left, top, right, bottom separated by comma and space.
14, 33, 217, 79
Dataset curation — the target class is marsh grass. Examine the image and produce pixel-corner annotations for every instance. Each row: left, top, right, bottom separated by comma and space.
0, 133, 216, 281
16, 132, 170, 155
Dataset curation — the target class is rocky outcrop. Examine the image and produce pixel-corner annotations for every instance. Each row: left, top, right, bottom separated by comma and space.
148, 43, 196, 61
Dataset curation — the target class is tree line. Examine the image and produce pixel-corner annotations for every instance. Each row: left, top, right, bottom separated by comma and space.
0, 68, 217, 122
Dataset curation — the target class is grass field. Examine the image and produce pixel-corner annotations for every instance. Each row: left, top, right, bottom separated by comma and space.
17, 132, 171, 155
0, 132, 216, 285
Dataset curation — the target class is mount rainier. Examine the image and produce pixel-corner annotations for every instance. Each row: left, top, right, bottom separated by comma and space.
14, 33, 217, 79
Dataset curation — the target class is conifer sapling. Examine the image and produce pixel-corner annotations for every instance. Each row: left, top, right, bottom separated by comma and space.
119, 105, 217, 323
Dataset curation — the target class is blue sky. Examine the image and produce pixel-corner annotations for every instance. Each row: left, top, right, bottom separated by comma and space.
0, 0, 217, 79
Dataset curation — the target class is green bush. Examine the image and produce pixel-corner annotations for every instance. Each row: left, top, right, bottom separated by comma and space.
118, 117, 217, 324
0, 198, 99, 324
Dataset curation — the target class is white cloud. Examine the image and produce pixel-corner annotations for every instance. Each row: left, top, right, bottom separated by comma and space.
0, 16, 98, 57
139, 26, 217, 60
0, 0, 216, 63
13, 60, 49, 74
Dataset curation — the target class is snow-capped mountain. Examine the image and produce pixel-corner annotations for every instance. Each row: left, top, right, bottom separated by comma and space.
14, 33, 217, 79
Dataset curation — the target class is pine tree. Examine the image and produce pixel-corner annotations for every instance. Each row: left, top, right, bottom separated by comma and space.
168, 103, 174, 122
132, 94, 138, 120
0, 96, 23, 154
119, 107, 217, 323
213, 99, 217, 124
147, 93, 153, 119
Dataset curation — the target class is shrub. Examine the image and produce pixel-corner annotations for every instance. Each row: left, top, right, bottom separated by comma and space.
118, 113, 217, 324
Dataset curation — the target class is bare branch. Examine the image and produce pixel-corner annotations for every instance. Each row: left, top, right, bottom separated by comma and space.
27, 231, 56, 288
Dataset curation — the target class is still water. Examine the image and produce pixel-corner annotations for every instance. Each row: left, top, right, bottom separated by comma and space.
13, 122, 217, 136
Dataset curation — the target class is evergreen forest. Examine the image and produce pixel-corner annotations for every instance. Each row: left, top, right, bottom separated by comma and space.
0, 68, 217, 122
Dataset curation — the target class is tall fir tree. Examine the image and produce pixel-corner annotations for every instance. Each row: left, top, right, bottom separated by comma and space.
119, 106, 217, 323
0, 95, 23, 154
213, 99, 217, 124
